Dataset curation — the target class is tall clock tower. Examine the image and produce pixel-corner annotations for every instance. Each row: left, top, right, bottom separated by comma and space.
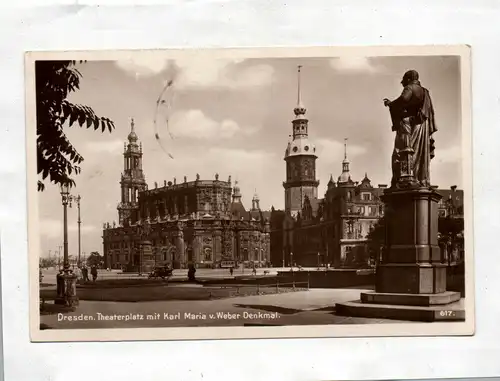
117, 118, 147, 226
283, 66, 319, 217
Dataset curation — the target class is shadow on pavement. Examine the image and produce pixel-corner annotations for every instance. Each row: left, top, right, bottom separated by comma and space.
310, 306, 337, 312
233, 304, 303, 315
40, 302, 76, 316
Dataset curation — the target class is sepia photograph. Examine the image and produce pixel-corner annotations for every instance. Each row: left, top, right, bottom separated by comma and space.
26, 46, 473, 342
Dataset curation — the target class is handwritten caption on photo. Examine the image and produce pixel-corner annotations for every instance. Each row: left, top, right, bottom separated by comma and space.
58, 311, 281, 322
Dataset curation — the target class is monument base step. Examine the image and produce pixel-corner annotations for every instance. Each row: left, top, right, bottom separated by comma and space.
360, 291, 461, 306
335, 299, 465, 322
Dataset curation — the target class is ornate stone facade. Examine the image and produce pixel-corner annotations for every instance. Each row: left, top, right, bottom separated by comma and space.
271, 149, 463, 269
103, 123, 271, 271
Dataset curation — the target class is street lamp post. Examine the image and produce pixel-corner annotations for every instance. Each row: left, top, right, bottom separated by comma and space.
57, 245, 62, 269
55, 183, 79, 307
75, 195, 82, 267
326, 241, 329, 269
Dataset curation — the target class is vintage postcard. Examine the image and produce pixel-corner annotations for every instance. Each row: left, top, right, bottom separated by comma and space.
26, 46, 474, 342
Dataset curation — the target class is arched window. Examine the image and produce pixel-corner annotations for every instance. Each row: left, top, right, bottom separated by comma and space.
204, 248, 212, 261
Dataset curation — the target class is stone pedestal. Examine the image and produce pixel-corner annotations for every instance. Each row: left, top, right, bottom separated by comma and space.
55, 271, 79, 307
335, 186, 465, 322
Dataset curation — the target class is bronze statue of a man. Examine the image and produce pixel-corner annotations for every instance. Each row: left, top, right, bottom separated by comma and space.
384, 70, 437, 188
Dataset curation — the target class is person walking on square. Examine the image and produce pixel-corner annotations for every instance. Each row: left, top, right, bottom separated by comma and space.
91, 265, 98, 282
229, 267, 234, 276
82, 266, 89, 282
75, 266, 82, 282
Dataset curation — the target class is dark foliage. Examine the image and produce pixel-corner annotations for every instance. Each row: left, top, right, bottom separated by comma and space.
39, 256, 57, 269
86, 251, 104, 268
366, 216, 386, 261
367, 215, 465, 260
36, 60, 115, 191
438, 216, 464, 237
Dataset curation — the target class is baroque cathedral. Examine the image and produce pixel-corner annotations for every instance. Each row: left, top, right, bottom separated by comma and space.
102, 120, 271, 271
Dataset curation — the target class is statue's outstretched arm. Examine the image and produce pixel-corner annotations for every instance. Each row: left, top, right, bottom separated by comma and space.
389, 86, 413, 109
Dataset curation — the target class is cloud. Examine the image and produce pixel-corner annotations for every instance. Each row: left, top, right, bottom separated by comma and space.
207, 147, 276, 168
168, 109, 260, 139
115, 56, 275, 89
173, 59, 275, 90
434, 144, 461, 164
329, 57, 381, 73
40, 219, 97, 239
316, 138, 367, 164
166, 147, 277, 176
146, 146, 279, 205
85, 139, 124, 154
115, 53, 170, 77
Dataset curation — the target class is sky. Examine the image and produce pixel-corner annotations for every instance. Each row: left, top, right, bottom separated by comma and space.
37, 54, 463, 258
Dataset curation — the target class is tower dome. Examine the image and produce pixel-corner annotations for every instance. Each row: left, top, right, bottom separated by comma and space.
128, 118, 138, 143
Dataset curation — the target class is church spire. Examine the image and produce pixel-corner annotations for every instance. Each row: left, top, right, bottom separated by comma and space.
293, 65, 307, 119
252, 188, 260, 211
297, 65, 303, 107
338, 138, 352, 184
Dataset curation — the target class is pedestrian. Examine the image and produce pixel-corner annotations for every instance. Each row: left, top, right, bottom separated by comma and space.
91, 266, 98, 282
82, 266, 89, 282
229, 267, 233, 276
75, 266, 82, 282
187, 263, 196, 282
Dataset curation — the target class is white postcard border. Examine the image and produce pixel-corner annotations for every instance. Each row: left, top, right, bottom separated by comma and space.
25, 45, 474, 342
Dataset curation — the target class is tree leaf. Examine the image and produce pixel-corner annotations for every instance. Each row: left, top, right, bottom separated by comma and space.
36, 61, 116, 191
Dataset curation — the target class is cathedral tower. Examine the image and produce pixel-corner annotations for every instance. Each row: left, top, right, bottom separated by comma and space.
337, 138, 354, 186
117, 118, 147, 226
283, 66, 319, 217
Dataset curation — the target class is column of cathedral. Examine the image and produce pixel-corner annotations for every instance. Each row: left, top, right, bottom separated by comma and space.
213, 230, 222, 263
192, 230, 202, 264
175, 227, 185, 267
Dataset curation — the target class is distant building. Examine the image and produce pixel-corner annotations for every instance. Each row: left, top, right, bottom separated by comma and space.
103, 120, 270, 271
